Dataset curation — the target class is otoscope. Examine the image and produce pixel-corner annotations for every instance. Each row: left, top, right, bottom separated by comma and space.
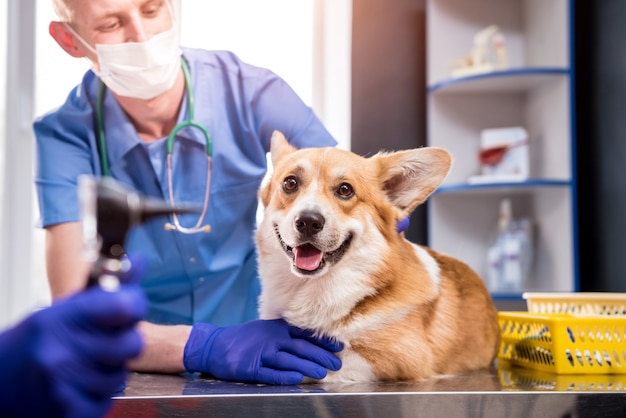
78, 176, 200, 290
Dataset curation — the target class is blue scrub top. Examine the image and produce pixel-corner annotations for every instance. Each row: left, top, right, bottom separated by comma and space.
34, 48, 337, 326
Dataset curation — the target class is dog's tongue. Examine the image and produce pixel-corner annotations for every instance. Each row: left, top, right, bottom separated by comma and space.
294, 244, 323, 271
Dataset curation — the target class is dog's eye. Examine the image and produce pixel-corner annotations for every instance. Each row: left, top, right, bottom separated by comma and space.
282, 176, 299, 193
335, 183, 354, 199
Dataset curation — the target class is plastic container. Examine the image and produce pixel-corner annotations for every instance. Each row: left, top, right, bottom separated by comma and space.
498, 293, 626, 374
523, 292, 626, 316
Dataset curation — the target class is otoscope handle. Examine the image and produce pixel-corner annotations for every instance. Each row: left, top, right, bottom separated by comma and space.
85, 256, 130, 290
78, 176, 202, 290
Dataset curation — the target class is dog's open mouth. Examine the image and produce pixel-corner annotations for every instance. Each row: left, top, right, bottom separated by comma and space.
275, 226, 352, 274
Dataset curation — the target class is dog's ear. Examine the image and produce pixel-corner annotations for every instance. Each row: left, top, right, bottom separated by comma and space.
376, 147, 452, 213
260, 131, 297, 208
269, 131, 297, 166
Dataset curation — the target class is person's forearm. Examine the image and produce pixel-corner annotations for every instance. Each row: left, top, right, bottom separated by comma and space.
46, 223, 92, 298
128, 321, 192, 373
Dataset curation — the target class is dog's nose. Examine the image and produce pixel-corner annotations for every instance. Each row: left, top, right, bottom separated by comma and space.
295, 211, 325, 237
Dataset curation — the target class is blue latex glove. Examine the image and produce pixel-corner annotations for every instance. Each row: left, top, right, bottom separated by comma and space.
0, 265, 147, 418
183, 319, 343, 385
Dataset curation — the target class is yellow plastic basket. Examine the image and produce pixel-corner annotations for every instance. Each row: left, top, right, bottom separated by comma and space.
523, 292, 626, 316
500, 293, 626, 374
498, 311, 626, 374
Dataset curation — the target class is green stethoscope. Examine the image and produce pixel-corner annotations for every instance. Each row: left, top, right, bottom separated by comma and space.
96, 58, 213, 234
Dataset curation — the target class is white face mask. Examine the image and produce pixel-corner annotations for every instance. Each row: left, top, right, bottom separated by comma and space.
66, 24, 182, 100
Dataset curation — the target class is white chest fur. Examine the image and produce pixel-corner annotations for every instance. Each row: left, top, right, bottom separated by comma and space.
321, 348, 377, 382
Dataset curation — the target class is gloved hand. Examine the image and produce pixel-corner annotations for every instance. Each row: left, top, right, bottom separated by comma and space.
183, 319, 343, 385
0, 261, 147, 418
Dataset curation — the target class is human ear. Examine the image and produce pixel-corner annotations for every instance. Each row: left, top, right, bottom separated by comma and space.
49, 21, 87, 58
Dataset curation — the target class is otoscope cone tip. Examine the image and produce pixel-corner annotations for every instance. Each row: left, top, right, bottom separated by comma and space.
140, 197, 202, 221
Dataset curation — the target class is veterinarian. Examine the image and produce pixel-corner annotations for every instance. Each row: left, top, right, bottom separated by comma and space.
34, 0, 342, 384
0, 260, 146, 418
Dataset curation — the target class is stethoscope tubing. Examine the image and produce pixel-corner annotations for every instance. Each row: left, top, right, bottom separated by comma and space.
95, 57, 213, 233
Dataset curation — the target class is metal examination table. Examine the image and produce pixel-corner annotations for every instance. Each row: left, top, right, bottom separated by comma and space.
108, 365, 626, 417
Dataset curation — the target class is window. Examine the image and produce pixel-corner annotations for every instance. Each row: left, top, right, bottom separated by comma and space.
179, 0, 351, 148
180, 0, 315, 106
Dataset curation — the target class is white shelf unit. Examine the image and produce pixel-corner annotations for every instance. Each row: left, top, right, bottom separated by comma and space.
426, 0, 577, 296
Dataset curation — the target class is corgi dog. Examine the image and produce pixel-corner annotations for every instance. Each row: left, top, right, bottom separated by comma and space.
256, 131, 500, 382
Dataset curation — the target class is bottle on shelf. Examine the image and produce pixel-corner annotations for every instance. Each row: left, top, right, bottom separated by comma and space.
485, 198, 533, 293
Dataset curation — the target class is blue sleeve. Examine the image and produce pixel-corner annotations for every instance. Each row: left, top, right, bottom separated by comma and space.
245, 64, 337, 152
33, 74, 100, 228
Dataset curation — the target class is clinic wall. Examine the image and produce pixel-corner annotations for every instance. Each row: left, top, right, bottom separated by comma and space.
575, 0, 626, 292
351, 0, 427, 244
